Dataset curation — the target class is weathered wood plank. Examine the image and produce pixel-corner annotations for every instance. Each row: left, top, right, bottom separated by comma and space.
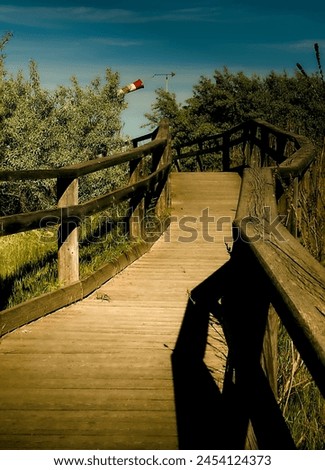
0, 388, 175, 410
57, 176, 79, 285
233, 167, 325, 397
0, 138, 167, 181
0, 241, 153, 337
0, 164, 171, 236
0, 172, 241, 450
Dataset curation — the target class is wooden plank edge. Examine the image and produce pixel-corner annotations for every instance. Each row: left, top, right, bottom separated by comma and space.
233, 166, 325, 396
0, 138, 167, 182
0, 163, 171, 237
0, 240, 154, 338
232, 219, 325, 396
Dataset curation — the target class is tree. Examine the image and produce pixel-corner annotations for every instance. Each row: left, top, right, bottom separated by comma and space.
0, 35, 127, 215
145, 66, 325, 146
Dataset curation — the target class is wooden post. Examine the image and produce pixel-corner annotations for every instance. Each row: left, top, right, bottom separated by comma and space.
242, 124, 252, 166
154, 126, 172, 220
197, 142, 204, 171
248, 121, 258, 167
287, 176, 299, 237
57, 177, 79, 286
261, 305, 279, 398
260, 127, 269, 167
276, 135, 287, 164
175, 148, 182, 171
128, 158, 145, 240
128, 120, 171, 241
222, 133, 230, 171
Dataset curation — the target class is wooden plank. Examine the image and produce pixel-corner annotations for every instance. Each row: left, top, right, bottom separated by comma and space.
0, 411, 177, 439
0, 241, 153, 337
0, 434, 178, 450
0, 138, 167, 181
234, 167, 325, 397
57, 176, 79, 285
0, 172, 241, 450
0, 377, 174, 390
0, 388, 175, 410
128, 157, 145, 239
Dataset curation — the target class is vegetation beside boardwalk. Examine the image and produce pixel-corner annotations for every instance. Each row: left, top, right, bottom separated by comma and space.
0, 32, 133, 308
145, 47, 325, 267
0, 213, 133, 310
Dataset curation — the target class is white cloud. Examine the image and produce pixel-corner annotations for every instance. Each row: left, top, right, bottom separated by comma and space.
153, 7, 221, 23
89, 37, 144, 47
257, 40, 325, 52
0, 5, 221, 28
0, 6, 136, 27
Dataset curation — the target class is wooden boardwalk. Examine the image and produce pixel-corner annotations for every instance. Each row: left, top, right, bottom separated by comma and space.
0, 172, 241, 450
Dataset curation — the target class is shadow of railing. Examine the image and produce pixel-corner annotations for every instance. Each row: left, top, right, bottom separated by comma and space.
171, 262, 232, 449
172, 249, 296, 450
172, 118, 324, 450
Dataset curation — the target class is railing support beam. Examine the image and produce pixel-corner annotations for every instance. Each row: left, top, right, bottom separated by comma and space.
128, 157, 145, 240
57, 177, 79, 286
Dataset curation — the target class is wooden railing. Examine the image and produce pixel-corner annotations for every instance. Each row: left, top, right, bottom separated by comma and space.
0, 116, 324, 448
0, 119, 172, 335
172, 119, 325, 449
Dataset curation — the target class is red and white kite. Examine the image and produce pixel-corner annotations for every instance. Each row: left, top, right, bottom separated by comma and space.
118, 79, 144, 95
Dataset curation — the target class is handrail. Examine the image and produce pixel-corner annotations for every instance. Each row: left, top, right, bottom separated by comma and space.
0, 117, 324, 449
233, 168, 325, 393
0, 162, 171, 236
172, 118, 316, 173
0, 138, 167, 181
0, 119, 172, 334
173, 119, 324, 449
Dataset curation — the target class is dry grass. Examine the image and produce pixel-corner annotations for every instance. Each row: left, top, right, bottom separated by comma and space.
299, 140, 325, 265
277, 325, 325, 449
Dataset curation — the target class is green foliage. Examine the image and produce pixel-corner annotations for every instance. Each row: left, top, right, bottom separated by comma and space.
0, 34, 128, 215
145, 66, 325, 147
0, 230, 58, 309
144, 88, 193, 145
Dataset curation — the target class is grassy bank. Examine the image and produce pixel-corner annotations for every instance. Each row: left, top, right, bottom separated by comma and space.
0, 212, 135, 310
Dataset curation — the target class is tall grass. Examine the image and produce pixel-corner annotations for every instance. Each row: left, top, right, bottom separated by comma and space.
299, 140, 325, 265
277, 324, 325, 449
274, 43, 325, 449
0, 209, 135, 310
281, 147, 324, 448
0, 229, 58, 309
273, 139, 324, 450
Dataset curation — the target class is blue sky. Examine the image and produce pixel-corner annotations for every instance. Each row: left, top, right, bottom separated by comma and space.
1, 0, 325, 136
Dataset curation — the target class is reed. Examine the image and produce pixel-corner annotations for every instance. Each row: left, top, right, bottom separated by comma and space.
277, 324, 325, 449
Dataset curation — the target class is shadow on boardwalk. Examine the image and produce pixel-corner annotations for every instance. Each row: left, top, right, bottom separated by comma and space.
171, 253, 295, 450
171, 261, 238, 449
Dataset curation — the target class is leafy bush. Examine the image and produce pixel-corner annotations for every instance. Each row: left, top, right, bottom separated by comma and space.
145, 65, 325, 147
0, 34, 128, 215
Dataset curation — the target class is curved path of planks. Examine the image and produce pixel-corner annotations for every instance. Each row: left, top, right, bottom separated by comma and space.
0, 172, 241, 450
